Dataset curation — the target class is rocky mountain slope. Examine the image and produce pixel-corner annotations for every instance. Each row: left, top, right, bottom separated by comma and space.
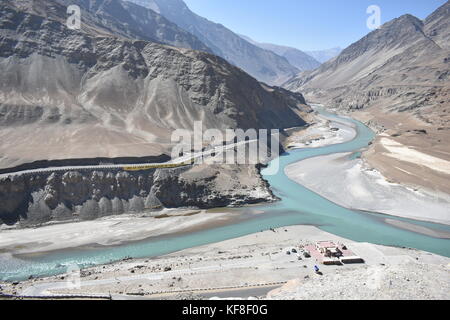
0, 0, 309, 170
238, 35, 321, 71
285, 1, 450, 194
127, 0, 300, 85
11, 0, 211, 52
285, 3, 449, 122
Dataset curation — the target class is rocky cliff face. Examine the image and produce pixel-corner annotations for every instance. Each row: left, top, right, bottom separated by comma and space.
0, 0, 308, 169
0, 164, 276, 226
127, 0, 300, 85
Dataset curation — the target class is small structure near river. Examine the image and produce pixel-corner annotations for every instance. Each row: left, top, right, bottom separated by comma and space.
305, 241, 364, 265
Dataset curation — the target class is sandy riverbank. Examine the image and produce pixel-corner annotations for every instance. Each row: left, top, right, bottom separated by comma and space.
284, 110, 450, 225
351, 108, 450, 195
0, 209, 239, 255
285, 112, 356, 149
285, 152, 450, 225
1, 225, 448, 300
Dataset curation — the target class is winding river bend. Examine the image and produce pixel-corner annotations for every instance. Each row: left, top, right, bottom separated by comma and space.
1, 108, 449, 281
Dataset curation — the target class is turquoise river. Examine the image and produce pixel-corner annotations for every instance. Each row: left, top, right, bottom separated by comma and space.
1, 108, 449, 281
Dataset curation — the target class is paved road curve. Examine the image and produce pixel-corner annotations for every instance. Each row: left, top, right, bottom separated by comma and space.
0, 140, 258, 179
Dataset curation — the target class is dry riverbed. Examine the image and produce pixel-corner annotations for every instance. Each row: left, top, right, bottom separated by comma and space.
285, 152, 450, 226
0, 209, 239, 255
351, 107, 450, 196
284, 109, 450, 225
285, 112, 356, 149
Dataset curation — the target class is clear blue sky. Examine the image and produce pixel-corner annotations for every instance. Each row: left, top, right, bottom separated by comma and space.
184, 0, 447, 51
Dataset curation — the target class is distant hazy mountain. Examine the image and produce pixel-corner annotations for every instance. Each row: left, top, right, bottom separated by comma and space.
304, 48, 342, 63
238, 35, 321, 71
0, 0, 308, 169
126, 0, 300, 85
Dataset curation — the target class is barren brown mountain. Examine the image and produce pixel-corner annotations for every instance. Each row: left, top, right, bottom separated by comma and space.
285, 1, 450, 194
0, 0, 309, 170
127, 0, 301, 85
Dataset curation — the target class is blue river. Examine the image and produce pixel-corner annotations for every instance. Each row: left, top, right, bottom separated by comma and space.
1, 108, 449, 281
